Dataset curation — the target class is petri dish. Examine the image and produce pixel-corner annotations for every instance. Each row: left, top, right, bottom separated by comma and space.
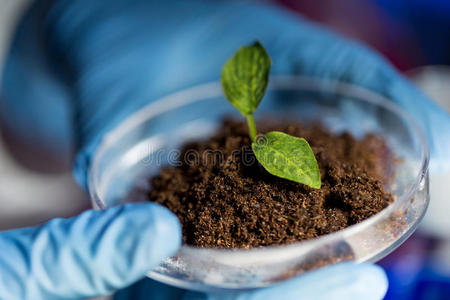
88, 76, 430, 292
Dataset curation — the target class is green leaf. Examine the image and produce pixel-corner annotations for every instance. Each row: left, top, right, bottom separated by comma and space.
252, 131, 321, 189
221, 41, 271, 116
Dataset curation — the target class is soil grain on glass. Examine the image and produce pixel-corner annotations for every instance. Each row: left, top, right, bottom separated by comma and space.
146, 119, 394, 249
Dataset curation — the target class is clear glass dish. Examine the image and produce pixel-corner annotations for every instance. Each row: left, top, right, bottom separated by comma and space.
88, 76, 430, 292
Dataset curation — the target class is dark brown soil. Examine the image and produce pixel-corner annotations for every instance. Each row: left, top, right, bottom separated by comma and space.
146, 119, 394, 248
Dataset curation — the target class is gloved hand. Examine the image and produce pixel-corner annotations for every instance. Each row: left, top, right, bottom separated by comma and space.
0, 203, 182, 299
2, 0, 449, 299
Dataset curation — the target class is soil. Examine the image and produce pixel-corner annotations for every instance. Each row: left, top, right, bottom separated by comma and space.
146, 118, 394, 249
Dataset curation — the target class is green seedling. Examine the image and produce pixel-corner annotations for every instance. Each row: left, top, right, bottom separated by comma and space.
221, 41, 321, 189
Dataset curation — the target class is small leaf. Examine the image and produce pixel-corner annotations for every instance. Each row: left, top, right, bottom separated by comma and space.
221, 41, 271, 116
252, 131, 321, 189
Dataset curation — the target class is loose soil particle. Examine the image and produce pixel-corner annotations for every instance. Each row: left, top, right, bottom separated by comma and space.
147, 119, 394, 248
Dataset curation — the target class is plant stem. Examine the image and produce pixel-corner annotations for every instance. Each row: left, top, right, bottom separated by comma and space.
246, 114, 257, 141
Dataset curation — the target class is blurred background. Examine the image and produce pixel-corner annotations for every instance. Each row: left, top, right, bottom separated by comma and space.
0, 0, 449, 299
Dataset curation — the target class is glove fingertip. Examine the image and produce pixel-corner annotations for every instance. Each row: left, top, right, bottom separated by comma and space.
144, 203, 182, 265
77, 203, 182, 294
346, 263, 388, 299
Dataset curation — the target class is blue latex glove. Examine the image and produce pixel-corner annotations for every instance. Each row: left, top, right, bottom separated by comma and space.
0, 203, 182, 299
2, 0, 449, 299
